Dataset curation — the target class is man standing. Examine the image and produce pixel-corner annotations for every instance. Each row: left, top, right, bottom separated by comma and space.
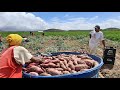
89, 25, 105, 55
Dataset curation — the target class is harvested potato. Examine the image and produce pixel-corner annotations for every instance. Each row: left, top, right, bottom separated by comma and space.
83, 59, 95, 67
71, 70, 77, 73
60, 61, 67, 70
29, 66, 44, 74
29, 72, 39, 76
63, 71, 70, 74
51, 60, 60, 64
24, 54, 99, 77
63, 60, 69, 68
55, 68, 64, 71
68, 61, 75, 70
75, 64, 89, 71
40, 72, 51, 76
93, 61, 99, 67
47, 68, 63, 75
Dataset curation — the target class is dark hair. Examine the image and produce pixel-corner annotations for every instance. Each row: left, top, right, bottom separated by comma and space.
95, 25, 100, 29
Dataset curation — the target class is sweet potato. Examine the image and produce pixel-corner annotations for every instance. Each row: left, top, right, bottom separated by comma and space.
59, 58, 65, 61
83, 59, 94, 67
24, 54, 98, 76
48, 63, 59, 68
40, 72, 51, 76
52, 57, 59, 60
62, 71, 70, 74
63, 60, 69, 68
29, 72, 39, 76
60, 61, 67, 70
41, 67, 46, 72
52, 56, 57, 60
56, 63, 60, 68
68, 61, 75, 70
35, 68, 44, 74
47, 68, 62, 75
55, 68, 64, 71
51, 60, 60, 64
27, 63, 37, 68
71, 55, 77, 60
71, 70, 77, 73
40, 64, 49, 68
67, 68, 71, 72
69, 64, 75, 70
63, 57, 70, 62
93, 61, 99, 67
77, 59, 86, 64
75, 64, 89, 71
77, 54, 91, 59
42, 59, 51, 64
72, 59, 78, 65
29, 66, 44, 74
41, 63, 59, 68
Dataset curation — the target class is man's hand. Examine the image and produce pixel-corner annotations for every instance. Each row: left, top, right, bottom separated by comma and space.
102, 40, 105, 48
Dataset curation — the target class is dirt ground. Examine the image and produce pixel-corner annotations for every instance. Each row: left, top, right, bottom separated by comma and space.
36, 37, 120, 78
97, 40, 120, 78
98, 49, 120, 78
19, 36, 120, 78
0, 34, 119, 78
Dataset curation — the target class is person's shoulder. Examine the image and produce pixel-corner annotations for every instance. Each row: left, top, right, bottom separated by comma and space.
14, 46, 27, 51
99, 31, 103, 34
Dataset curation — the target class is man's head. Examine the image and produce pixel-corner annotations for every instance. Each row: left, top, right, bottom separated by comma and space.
94, 25, 100, 32
6, 34, 23, 46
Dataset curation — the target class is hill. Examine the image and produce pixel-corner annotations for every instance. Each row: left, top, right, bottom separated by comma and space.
105, 28, 120, 30
43, 29, 65, 32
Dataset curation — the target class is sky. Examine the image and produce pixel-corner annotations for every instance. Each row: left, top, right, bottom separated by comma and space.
0, 12, 120, 31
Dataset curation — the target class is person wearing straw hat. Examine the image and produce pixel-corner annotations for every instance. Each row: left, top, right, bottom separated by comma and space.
89, 25, 105, 55
0, 34, 43, 78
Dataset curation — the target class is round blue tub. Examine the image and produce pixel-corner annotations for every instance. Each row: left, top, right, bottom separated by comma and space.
23, 52, 103, 78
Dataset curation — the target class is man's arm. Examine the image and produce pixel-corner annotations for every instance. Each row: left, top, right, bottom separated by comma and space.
101, 32, 105, 48
102, 40, 105, 48
30, 56, 44, 63
89, 34, 91, 38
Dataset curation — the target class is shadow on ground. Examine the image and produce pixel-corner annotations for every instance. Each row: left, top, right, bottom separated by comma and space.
101, 64, 114, 70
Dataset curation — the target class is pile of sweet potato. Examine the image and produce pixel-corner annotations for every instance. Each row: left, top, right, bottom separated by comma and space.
23, 54, 99, 76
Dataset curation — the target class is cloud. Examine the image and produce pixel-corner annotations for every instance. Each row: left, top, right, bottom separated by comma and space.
48, 17, 94, 30
0, 12, 48, 31
96, 18, 120, 29
64, 14, 69, 17
48, 16, 120, 30
1, 12, 120, 31
89, 16, 98, 21
50, 17, 60, 22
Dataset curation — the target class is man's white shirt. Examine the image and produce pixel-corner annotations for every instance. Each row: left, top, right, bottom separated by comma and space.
89, 30, 104, 46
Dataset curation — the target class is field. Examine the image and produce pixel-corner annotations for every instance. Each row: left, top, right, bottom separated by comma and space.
103, 30, 120, 42
0, 29, 120, 78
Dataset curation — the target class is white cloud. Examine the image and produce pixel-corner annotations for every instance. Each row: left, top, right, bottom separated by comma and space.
50, 17, 60, 22
0, 12, 48, 31
64, 14, 69, 18
89, 16, 98, 21
48, 17, 94, 30
47, 16, 120, 30
96, 18, 120, 29
1, 12, 120, 31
